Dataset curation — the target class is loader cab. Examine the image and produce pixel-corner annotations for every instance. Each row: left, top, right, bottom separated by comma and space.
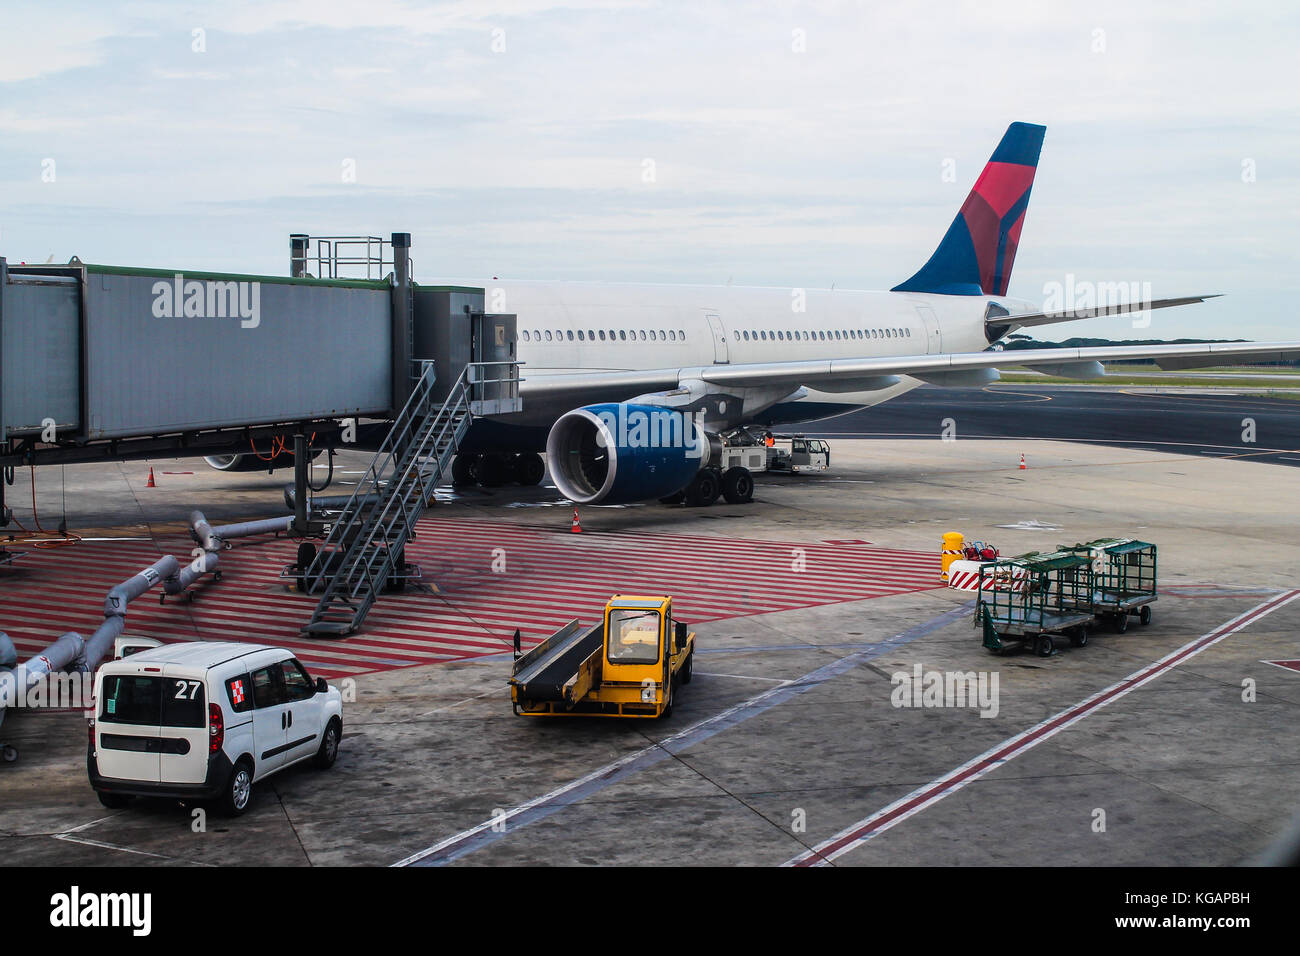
604, 597, 669, 684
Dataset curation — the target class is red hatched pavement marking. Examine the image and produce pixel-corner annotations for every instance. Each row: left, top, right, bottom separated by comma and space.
1262, 659, 1300, 675
0, 516, 942, 680
785, 588, 1300, 866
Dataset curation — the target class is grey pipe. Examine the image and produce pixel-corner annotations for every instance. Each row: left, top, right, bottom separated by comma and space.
284, 487, 377, 514
0, 631, 86, 709
103, 555, 179, 618
189, 510, 219, 552
82, 555, 180, 672
0, 633, 15, 670
209, 515, 292, 541
165, 551, 220, 594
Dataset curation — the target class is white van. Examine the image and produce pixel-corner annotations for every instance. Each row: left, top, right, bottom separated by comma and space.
89, 642, 343, 815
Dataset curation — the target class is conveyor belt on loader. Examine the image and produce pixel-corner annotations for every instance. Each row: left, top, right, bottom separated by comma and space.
510, 620, 603, 702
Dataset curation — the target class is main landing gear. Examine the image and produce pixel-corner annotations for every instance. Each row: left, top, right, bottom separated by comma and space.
660, 466, 755, 508
452, 452, 546, 489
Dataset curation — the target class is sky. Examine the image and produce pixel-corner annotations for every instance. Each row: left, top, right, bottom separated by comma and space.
1, 0, 1297, 341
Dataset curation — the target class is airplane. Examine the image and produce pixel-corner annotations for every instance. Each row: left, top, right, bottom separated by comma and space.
430, 121, 1298, 506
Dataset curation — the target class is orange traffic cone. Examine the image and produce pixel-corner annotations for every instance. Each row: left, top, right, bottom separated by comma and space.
570, 508, 582, 534
1019, 454, 1027, 471
147, 467, 157, 487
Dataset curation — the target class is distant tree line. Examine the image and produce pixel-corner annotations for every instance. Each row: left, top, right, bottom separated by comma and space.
1002, 334, 1300, 367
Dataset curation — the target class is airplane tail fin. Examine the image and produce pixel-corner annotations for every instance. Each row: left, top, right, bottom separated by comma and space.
892, 122, 1046, 297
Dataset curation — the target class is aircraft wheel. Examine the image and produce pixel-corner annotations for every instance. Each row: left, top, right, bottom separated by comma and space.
451, 455, 477, 487
514, 453, 546, 486
474, 454, 511, 487
721, 466, 755, 504
685, 470, 721, 507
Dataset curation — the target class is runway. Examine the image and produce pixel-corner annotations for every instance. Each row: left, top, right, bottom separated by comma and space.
806, 385, 1300, 466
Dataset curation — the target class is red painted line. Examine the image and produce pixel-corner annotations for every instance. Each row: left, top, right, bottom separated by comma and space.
788, 588, 1300, 866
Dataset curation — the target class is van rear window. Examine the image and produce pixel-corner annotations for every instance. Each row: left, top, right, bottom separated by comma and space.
99, 675, 206, 728
100, 675, 161, 725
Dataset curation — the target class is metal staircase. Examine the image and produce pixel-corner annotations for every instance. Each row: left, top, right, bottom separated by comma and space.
300, 360, 472, 635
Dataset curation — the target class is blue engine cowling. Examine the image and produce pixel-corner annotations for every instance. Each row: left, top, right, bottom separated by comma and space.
546, 404, 707, 505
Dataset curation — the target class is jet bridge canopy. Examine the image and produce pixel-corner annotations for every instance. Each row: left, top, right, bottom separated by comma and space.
0, 235, 508, 466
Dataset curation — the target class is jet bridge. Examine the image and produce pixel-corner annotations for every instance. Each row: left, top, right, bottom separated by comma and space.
0, 233, 521, 526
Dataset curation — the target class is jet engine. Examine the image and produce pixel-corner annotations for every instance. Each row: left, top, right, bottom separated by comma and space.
545, 403, 708, 505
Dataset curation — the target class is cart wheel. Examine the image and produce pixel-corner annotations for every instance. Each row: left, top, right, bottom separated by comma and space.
1070, 626, 1090, 648
1139, 606, 1152, 626
1113, 612, 1129, 634
2, 745, 17, 763
1034, 634, 1054, 658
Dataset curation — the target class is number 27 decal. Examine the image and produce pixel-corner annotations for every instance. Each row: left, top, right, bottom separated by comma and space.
174, 680, 202, 700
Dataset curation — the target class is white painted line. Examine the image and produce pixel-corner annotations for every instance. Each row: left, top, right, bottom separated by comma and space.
695, 672, 793, 683
785, 589, 1300, 866
392, 678, 807, 867
52, 816, 215, 866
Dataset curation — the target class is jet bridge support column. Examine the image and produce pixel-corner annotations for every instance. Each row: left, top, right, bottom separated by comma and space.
293, 431, 309, 535
391, 232, 413, 414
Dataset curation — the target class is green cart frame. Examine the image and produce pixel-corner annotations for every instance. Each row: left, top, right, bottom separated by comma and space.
976, 551, 1098, 657
1063, 538, 1157, 633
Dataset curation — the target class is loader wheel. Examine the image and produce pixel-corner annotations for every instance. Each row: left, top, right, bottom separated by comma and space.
1113, 613, 1129, 634
681, 651, 694, 684
721, 466, 755, 504
1034, 634, 1054, 658
1140, 606, 1152, 626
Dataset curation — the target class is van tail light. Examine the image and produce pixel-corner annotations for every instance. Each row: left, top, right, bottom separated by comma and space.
88, 718, 96, 753
209, 704, 224, 756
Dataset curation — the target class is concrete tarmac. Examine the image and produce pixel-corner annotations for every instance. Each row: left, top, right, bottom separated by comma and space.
1, 435, 1298, 866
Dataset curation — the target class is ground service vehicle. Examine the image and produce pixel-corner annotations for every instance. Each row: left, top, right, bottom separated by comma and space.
89, 642, 343, 815
510, 595, 695, 718
766, 435, 830, 474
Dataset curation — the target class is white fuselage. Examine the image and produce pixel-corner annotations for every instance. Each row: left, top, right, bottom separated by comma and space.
459, 279, 1029, 429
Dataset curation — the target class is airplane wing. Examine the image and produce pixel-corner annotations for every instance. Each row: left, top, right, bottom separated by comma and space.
520, 339, 1300, 397
994, 295, 1222, 331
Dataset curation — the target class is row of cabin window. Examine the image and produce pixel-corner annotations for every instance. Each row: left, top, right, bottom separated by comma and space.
736, 327, 912, 342
521, 328, 688, 343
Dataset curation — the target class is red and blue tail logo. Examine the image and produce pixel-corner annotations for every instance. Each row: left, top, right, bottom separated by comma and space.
893, 122, 1045, 297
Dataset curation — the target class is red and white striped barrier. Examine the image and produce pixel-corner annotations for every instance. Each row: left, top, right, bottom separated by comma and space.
946, 560, 1027, 592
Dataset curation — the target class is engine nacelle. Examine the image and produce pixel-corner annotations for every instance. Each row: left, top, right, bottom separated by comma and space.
546, 404, 708, 505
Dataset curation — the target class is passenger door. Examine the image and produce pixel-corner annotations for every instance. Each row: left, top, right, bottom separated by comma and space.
704, 312, 729, 364
278, 658, 322, 765
248, 663, 288, 777
915, 305, 941, 354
